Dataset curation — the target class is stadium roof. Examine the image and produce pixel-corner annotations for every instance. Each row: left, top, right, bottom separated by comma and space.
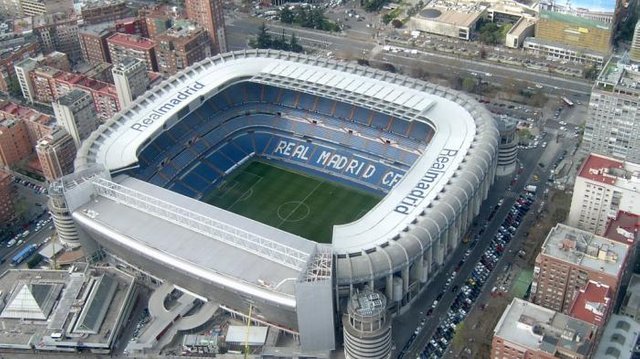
75, 49, 497, 286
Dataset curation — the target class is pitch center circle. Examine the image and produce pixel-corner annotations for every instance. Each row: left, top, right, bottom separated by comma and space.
277, 201, 310, 223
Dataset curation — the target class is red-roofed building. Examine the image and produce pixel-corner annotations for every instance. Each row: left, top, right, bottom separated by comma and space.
115, 17, 149, 38
0, 101, 56, 146
106, 33, 158, 72
568, 281, 611, 327
604, 211, 640, 246
568, 153, 640, 235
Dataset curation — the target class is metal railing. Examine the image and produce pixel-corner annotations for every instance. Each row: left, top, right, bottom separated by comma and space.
91, 178, 310, 271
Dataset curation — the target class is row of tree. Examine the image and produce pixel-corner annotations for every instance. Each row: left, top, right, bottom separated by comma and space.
279, 7, 340, 32
250, 24, 304, 53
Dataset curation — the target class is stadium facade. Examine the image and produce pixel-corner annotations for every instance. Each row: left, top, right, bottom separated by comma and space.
52, 50, 499, 355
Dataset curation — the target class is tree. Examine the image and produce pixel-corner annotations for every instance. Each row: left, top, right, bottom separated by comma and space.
584, 65, 599, 80
391, 19, 403, 28
280, 7, 294, 24
462, 76, 477, 93
250, 23, 272, 49
289, 33, 303, 53
27, 254, 43, 269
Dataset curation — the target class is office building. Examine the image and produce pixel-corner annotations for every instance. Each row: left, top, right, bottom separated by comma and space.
53, 89, 99, 148
78, 24, 114, 65
583, 56, 640, 162
492, 298, 598, 359
593, 314, 640, 359
36, 128, 76, 182
155, 21, 211, 75
532, 0, 619, 59
20, 0, 73, 16
0, 265, 137, 354
184, 0, 226, 54
0, 118, 32, 167
112, 57, 149, 108
568, 153, 640, 235
106, 33, 157, 72
77, 0, 130, 25
531, 224, 629, 314
0, 169, 14, 225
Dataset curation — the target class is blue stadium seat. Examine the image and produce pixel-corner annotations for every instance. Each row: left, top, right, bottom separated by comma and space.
370, 112, 390, 130
409, 121, 430, 141
389, 118, 409, 136
353, 107, 371, 126
153, 132, 176, 150
171, 150, 196, 170
297, 93, 315, 111
169, 182, 196, 197
231, 135, 255, 154
263, 85, 279, 104
205, 151, 234, 173
315, 97, 334, 115
192, 162, 221, 180
252, 133, 272, 153
279, 90, 297, 108
223, 84, 245, 107
244, 82, 264, 103
333, 102, 352, 120
181, 172, 210, 190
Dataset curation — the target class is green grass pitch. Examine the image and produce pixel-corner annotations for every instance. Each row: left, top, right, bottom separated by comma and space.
203, 160, 382, 243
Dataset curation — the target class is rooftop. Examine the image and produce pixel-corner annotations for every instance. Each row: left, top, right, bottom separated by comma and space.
78, 23, 115, 36
541, 223, 629, 278
78, 0, 126, 9
494, 298, 598, 356
578, 153, 640, 191
107, 33, 155, 50
594, 54, 640, 93
568, 281, 611, 327
57, 89, 90, 107
0, 266, 136, 352
0, 101, 55, 127
593, 314, 640, 359
604, 211, 640, 246
417, 6, 484, 27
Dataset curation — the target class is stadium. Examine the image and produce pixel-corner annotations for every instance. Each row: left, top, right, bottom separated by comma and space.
57, 49, 499, 355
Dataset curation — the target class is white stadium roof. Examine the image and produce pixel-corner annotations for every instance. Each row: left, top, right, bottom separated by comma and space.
75, 49, 498, 288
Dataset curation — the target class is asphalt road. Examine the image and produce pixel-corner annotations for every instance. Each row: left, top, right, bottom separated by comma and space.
394, 137, 549, 358
226, 16, 593, 98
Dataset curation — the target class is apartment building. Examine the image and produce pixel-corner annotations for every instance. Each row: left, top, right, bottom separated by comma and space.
77, 0, 130, 25
184, 0, 226, 54
78, 23, 114, 65
0, 101, 55, 146
0, 169, 14, 225
567, 280, 611, 327
568, 153, 640, 235
0, 118, 32, 167
492, 298, 598, 359
106, 33, 157, 72
112, 57, 149, 109
154, 21, 210, 75
531, 224, 629, 314
36, 128, 76, 182
52, 89, 98, 148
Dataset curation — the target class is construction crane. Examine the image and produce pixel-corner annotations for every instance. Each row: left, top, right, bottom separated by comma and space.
244, 304, 252, 359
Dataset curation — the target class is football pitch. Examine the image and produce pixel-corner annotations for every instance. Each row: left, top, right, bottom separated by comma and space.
203, 160, 382, 243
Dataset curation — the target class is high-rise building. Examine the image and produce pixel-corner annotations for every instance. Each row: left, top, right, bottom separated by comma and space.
14, 58, 38, 103
0, 42, 38, 94
568, 153, 640, 235
0, 169, 14, 225
630, 21, 640, 62
78, 24, 114, 65
0, 118, 32, 167
36, 128, 76, 182
140, 6, 177, 38
106, 33, 158, 72
112, 57, 149, 109
531, 224, 630, 314
492, 298, 598, 359
524, 0, 620, 63
20, 0, 73, 16
53, 89, 99, 148
155, 21, 211, 75
184, 0, 226, 54
583, 56, 640, 161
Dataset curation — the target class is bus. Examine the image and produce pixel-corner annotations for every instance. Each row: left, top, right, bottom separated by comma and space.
11, 244, 37, 266
561, 96, 574, 107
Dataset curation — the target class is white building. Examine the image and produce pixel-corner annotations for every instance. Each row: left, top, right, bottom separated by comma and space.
13, 58, 38, 103
568, 153, 640, 235
112, 57, 149, 109
52, 89, 98, 148
583, 56, 640, 162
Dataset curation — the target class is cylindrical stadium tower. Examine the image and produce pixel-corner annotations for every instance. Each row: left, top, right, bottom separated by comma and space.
496, 116, 518, 176
343, 289, 391, 359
